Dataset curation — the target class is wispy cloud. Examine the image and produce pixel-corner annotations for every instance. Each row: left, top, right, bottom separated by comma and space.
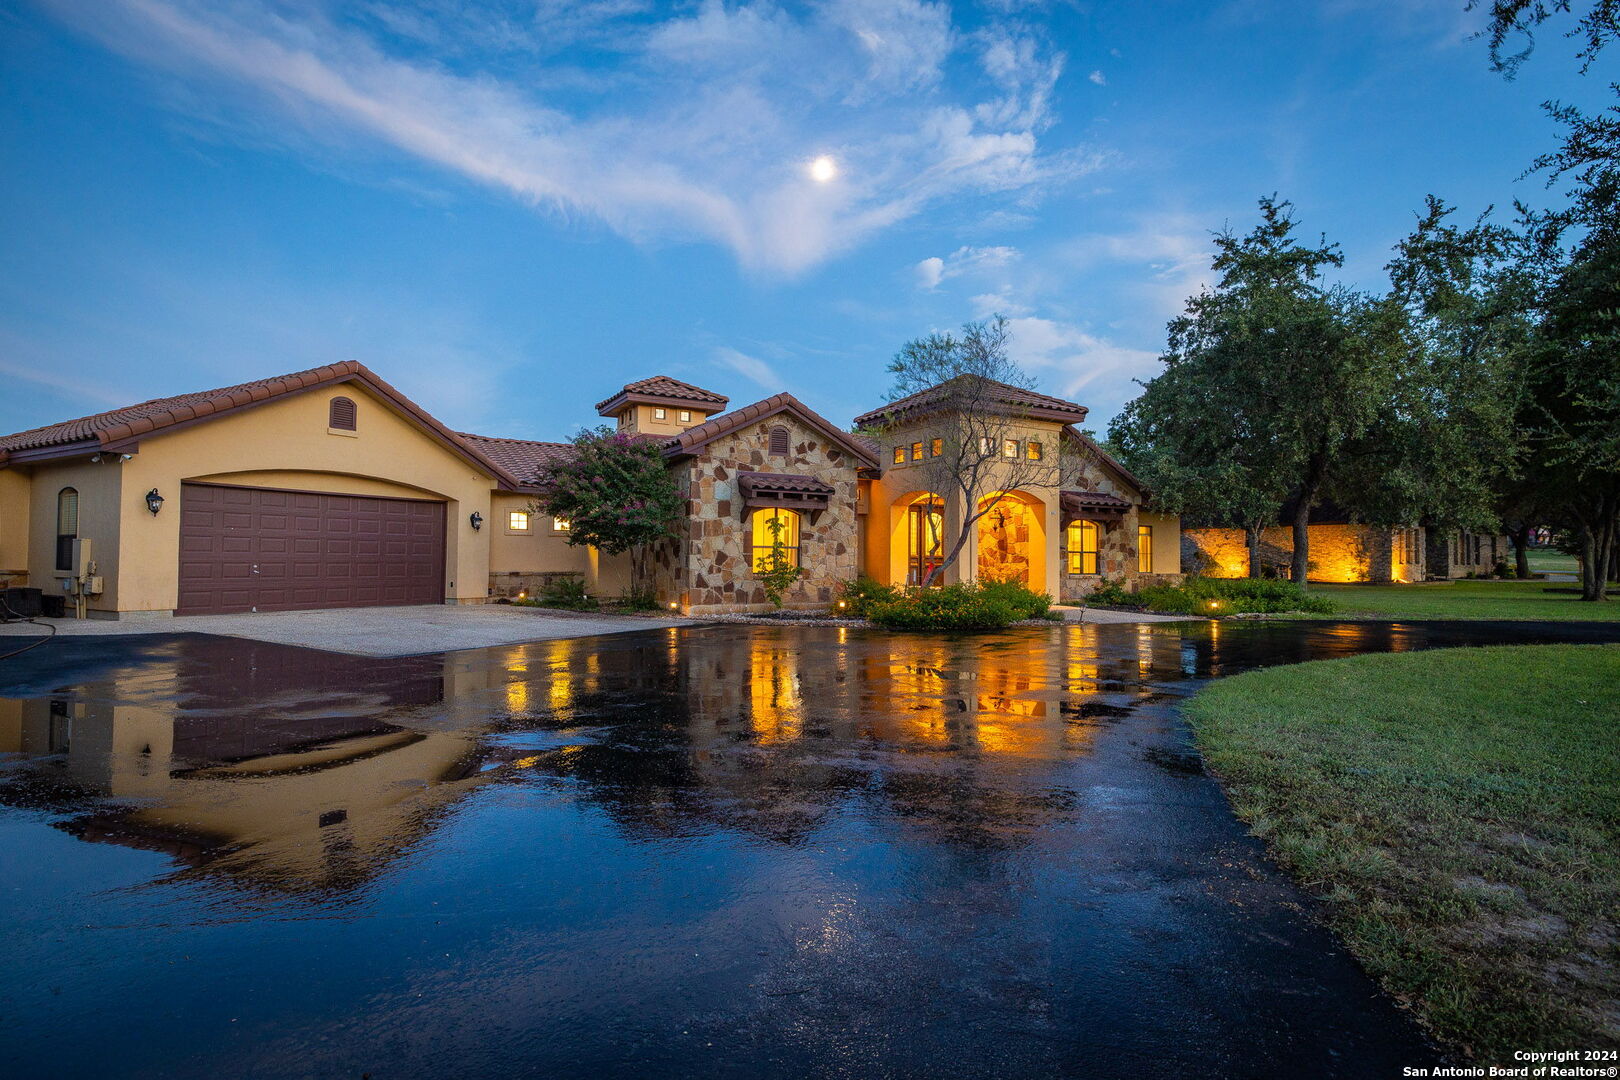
913, 244, 1020, 289
712, 345, 785, 392
1087, 69, 1106, 85
38, 0, 1092, 275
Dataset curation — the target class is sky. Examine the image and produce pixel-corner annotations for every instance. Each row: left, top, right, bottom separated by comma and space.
0, 0, 1607, 443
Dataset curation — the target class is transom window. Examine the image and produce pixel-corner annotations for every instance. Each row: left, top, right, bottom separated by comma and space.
1138, 524, 1154, 573
328, 396, 357, 431
509, 511, 530, 532
56, 487, 79, 572
1067, 520, 1099, 575
750, 508, 801, 571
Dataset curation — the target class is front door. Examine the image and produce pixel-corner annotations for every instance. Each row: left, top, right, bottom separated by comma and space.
907, 501, 944, 586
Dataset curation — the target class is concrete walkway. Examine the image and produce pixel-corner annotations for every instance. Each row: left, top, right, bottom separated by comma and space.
0, 604, 694, 658
1051, 604, 1202, 623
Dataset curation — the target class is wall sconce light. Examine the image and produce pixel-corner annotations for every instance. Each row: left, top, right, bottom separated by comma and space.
145, 488, 165, 515
469, 511, 483, 530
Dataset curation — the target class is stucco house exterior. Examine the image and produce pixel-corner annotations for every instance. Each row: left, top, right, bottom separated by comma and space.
0, 362, 1175, 618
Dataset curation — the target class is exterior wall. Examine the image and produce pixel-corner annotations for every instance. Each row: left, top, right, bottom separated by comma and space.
486, 492, 587, 600
1425, 529, 1509, 579
1183, 525, 1425, 583
108, 381, 497, 615
0, 468, 29, 584
670, 415, 860, 614
24, 458, 123, 614
1055, 443, 1180, 602
616, 404, 712, 437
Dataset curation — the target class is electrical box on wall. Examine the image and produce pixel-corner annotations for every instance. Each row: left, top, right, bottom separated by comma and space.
72, 538, 94, 576
84, 576, 105, 596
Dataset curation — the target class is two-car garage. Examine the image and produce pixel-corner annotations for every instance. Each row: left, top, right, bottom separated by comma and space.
177, 482, 446, 616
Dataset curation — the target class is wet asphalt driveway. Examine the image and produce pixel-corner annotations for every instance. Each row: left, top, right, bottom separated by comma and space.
3, 619, 1616, 1079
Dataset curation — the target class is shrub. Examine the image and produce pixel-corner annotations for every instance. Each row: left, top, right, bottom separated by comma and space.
837, 576, 902, 616
867, 583, 1020, 631
979, 578, 1052, 619
1084, 577, 1139, 607
617, 585, 661, 612
1139, 576, 1336, 615
534, 576, 594, 611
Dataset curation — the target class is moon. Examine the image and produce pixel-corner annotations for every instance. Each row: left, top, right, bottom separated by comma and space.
809, 155, 838, 183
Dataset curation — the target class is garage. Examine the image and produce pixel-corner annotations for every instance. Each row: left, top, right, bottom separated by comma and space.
177, 482, 446, 615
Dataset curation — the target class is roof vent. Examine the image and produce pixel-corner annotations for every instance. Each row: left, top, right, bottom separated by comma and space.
329, 396, 357, 431
769, 425, 790, 457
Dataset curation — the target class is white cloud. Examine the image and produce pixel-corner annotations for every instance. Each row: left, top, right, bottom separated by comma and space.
1088, 69, 1106, 85
914, 256, 946, 289
712, 345, 783, 391
38, 0, 1085, 276
1007, 315, 1161, 421
911, 244, 1021, 289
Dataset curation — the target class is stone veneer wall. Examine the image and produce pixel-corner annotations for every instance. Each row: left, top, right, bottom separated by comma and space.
1182, 525, 1415, 583
667, 415, 861, 614
1057, 442, 1146, 602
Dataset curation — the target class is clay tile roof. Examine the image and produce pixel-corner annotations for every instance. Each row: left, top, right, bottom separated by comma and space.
737, 472, 837, 496
1062, 490, 1132, 515
664, 392, 878, 468
594, 375, 729, 415
852, 375, 1088, 428
457, 433, 578, 489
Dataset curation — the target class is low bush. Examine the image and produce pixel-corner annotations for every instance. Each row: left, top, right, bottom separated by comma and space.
533, 576, 595, 611
867, 583, 1021, 630
615, 586, 662, 612
836, 576, 903, 616
979, 578, 1053, 620
1084, 578, 1138, 607
1137, 575, 1336, 615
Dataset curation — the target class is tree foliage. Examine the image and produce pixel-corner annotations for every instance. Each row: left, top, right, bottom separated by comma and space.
1468, 0, 1619, 75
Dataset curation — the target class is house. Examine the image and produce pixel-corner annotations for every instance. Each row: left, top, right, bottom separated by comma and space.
1183, 506, 1511, 583
0, 362, 1174, 618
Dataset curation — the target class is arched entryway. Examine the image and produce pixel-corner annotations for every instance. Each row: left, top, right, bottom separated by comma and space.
887, 491, 947, 585
976, 492, 1045, 586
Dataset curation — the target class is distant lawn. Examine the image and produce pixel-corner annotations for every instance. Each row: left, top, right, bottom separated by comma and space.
1309, 579, 1620, 622
1186, 645, 1620, 1061
1526, 549, 1580, 574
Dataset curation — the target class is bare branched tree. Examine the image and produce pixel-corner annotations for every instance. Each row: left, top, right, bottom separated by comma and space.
859, 317, 1066, 585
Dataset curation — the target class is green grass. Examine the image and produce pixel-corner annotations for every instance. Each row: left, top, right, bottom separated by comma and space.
1308, 579, 1620, 622
1186, 645, 1620, 1061
1526, 549, 1580, 574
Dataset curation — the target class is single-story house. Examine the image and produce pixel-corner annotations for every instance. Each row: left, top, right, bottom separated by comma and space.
0, 362, 1176, 617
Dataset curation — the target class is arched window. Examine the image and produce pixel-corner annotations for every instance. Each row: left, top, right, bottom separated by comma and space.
1066, 519, 1098, 575
750, 508, 800, 571
768, 425, 790, 457
55, 488, 79, 572
329, 396, 357, 431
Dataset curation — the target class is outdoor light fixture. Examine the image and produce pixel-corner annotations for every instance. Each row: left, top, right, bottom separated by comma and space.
669, 602, 678, 610
838, 600, 847, 609
469, 511, 483, 530
144, 488, 164, 515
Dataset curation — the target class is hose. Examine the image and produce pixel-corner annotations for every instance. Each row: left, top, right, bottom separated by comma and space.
0, 593, 57, 662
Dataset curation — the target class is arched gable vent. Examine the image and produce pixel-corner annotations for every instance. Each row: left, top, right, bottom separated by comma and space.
329, 396, 358, 431
768, 425, 790, 456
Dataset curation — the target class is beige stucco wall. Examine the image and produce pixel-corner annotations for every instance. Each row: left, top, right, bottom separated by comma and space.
0, 469, 30, 580
1139, 510, 1181, 575
103, 380, 497, 614
24, 458, 124, 613
617, 404, 713, 438
487, 493, 588, 575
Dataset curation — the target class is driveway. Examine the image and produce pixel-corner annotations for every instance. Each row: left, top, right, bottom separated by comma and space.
0, 603, 694, 657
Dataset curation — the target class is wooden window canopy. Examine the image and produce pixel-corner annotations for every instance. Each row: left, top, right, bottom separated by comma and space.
1061, 490, 1130, 523
737, 471, 835, 522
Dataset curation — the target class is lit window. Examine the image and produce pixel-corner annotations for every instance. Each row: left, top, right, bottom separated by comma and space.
553, 518, 571, 532
509, 511, 530, 532
750, 508, 801, 571
1027, 441, 1043, 461
653, 407, 667, 420
1138, 525, 1154, 573
680, 410, 692, 423
930, 438, 942, 457
893, 446, 905, 464
1067, 520, 1098, 575
1003, 439, 1019, 458
979, 436, 994, 455
911, 441, 923, 461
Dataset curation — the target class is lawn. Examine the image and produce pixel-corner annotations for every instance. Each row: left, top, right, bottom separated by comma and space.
1526, 549, 1580, 575
1309, 579, 1620, 622
1185, 645, 1620, 1061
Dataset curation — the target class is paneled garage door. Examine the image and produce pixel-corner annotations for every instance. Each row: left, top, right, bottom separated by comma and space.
177, 483, 446, 615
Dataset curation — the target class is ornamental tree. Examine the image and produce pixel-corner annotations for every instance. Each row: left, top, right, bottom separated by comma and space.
531, 426, 683, 591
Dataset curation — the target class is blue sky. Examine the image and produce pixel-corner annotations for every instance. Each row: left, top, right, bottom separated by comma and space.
0, 0, 1604, 442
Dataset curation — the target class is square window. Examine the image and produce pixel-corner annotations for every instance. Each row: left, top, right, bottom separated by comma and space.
1003, 439, 1019, 458
653, 407, 667, 420
930, 438, 942, 456
893, 446, 906, 464
553, 518, 571, 532
508, 511, 530, 532
911, 441, 923, 461
679, 410, 692, 423
979, 436, 994, 455
1027, 441, 1043, 460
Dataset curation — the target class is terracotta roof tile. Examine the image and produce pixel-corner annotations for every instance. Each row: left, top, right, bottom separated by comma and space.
852, 376, 1088, 428
593, 375, 729, 414
457, 433, 578, 489
665, 393, 878, 468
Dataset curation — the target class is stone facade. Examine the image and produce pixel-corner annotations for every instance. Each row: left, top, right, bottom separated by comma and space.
664, 415, 860, 614
1425, 529, 1510, 579
1183, 524, 1425, 583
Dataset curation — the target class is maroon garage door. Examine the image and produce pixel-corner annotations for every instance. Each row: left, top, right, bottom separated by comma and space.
177, 483, 446, 615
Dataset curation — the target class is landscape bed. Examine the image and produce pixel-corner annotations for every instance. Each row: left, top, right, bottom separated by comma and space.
1184, 644, 1620, 1061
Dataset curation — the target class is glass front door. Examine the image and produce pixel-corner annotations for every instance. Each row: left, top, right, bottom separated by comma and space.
907, 502, 944, 585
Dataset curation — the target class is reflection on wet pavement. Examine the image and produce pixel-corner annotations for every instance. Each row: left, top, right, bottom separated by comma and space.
2, 619, 1614, 1078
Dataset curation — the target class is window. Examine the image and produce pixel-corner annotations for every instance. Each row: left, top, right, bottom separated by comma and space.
653, 407, 667, 420
1066, 520, 1099, 575
930, 438, 942, 457
552, 518, 571, 532
1027, 441, 1043, 461
1137, 525, 1154, 573
750, 508, 801, 571
508, 511, 530, 532
979, 436, 994, 455
680, 410, 692, 423
911, 441, 923, 461
1003, 439, 1019, 458
328, 396, 357, 431
55, 487, 79, 572
769, 425, 791, 456
893, 446, 906, 464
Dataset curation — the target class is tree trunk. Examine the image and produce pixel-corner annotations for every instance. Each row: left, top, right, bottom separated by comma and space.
1510, 522, 1532, 579
1246, 524, 1263, 578
1290, 452, 1328, 588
